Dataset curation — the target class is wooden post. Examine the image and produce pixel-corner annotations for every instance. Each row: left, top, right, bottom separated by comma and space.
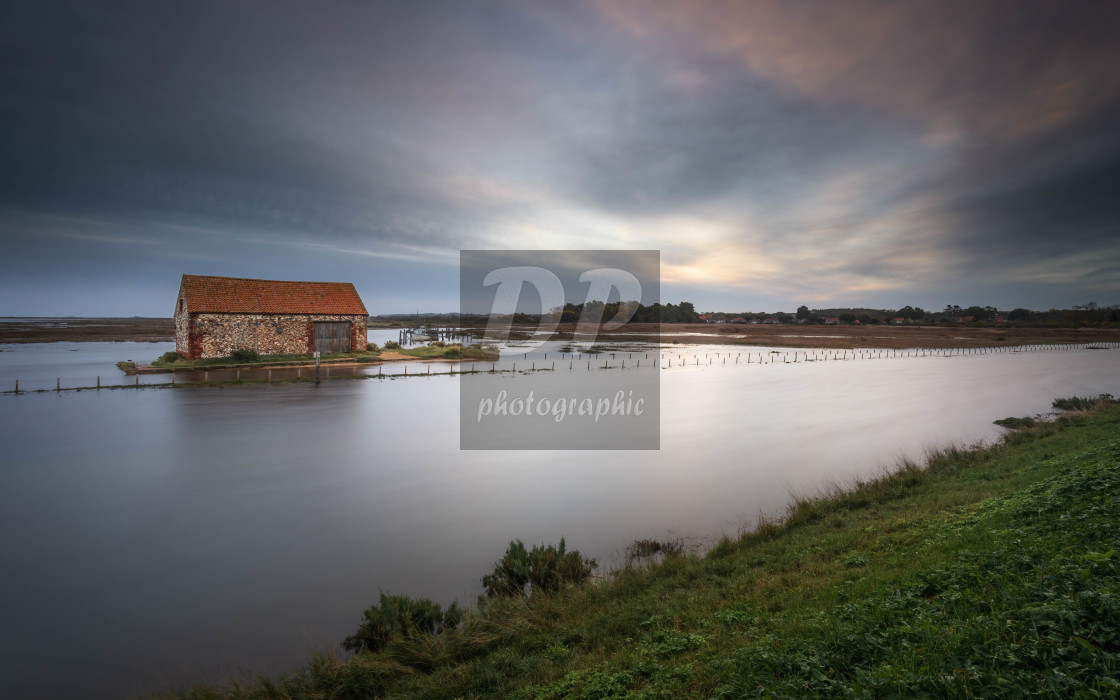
427, 365, 431, 374
172, 374, 175, 386
204, 371, 208, 383
236, 370, 240, 381
268, 369, 272, 383
135, 375, 139, 387
15, 380, 18, 394
57, 377, 60, 392
97, 376, 100, 389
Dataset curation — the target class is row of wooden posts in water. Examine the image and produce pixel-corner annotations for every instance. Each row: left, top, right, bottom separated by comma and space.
7, 341, 1117, 394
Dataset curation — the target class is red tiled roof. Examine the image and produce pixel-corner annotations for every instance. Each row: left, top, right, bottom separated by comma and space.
179, 275, 368, 315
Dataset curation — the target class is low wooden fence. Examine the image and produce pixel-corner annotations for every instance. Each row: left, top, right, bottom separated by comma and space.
4, 342, 1115, 395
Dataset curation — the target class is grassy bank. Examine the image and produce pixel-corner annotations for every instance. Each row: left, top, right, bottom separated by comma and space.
395, 343, 499, 361
171, 400, 1120, 698
133, 350, 382, 373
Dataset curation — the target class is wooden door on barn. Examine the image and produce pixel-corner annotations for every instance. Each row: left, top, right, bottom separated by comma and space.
313, 321, 352, 353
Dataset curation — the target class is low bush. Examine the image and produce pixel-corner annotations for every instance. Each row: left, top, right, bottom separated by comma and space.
228, 348, 260, 362
366, 342, 379, 352
1053, 394, 1115, 411
460, 344, 499, 361
626, 537, 685, 560
383, 341, 401, 350
154, 351, 182, 366
116, 360, 137, 374
342, 593, 462, 654
994, 415, 1039, 430
481, 538, 597, 598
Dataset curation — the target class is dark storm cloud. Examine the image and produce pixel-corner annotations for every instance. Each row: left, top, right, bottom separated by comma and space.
1, 0, 1119, 314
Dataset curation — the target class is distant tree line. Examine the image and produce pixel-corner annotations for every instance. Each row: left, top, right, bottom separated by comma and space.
380, 301, 701, 326
373, 302, 1118, 327
697, 302, 1120, 327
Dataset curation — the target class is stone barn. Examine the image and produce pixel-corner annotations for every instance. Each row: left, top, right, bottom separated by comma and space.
174, 275, 369, 360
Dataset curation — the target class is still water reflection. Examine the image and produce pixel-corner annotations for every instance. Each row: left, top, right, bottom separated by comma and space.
0, 344, 1117, 698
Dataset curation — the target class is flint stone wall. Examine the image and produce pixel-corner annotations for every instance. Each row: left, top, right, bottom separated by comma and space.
175, 312, 367, 359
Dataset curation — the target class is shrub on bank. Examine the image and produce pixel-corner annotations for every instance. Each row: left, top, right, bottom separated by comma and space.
154, 351, 182, 366
1053, 394, 1115, 411
342, 593, 462, 654
384, 341, 401, 350
481, 538, 597, 598
461, 344, 499, 361
228, 348, 260, 362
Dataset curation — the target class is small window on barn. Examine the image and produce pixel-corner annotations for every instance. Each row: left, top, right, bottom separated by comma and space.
178, 299, 183, 313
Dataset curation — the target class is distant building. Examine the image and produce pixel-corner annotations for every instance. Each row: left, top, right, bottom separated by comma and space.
825, 317, 840, 325
174, 275, 368, 359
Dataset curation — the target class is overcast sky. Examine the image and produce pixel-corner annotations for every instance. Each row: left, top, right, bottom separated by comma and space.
2, 1, 1119, 316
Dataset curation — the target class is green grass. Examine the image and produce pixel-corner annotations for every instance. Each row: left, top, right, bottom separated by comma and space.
147, 350, 381, 371
168, 403, 1120, 699
396, 343, 499, 361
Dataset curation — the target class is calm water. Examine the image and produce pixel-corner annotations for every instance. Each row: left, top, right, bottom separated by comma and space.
0, 341, 1117, 698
